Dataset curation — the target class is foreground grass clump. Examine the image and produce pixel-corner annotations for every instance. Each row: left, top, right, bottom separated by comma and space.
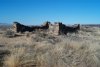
4, 47, 36, 67
3, 30, 15, 38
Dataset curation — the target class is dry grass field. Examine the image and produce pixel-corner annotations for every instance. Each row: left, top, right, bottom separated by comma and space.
0, 25, 100, 67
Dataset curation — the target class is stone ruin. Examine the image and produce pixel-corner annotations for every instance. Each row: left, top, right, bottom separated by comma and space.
49, 22, 80, 35
12, 21, 80, 35
12, 22, 33, 33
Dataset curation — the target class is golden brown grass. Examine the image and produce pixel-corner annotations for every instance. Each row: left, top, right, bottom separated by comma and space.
3, 39, 100, 67
0, 26, 100, 67
4, 48, 25, 67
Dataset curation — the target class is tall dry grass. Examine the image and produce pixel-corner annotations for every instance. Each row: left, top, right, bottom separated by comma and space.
3, 39, 100, 67
1, 26, 100, 67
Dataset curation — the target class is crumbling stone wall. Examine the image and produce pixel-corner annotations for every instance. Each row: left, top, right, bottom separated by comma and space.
31, 21, 50, 32
48, 22, 80, 35
12, 21, 80, 35
12, 21, 50, 33
12, 22, 33, 33
49, 22, 60, 35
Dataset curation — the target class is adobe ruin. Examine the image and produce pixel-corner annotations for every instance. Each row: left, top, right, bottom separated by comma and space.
12, 22, 33, 33
12, 21, 80, 35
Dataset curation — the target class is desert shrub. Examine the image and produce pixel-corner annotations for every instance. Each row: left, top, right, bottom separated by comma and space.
31, 32, 61, 44
3, 47, 37, 67
0, 50, 10, 66
0, 31, 4, 34
3, 30, 15, 38
31, 32, 49, 42
35, 31, 47, 38
81, 26, 97, 32
25, 31, 31, 37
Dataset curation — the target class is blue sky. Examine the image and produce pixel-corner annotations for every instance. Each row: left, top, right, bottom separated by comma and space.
0, 0, 100, 25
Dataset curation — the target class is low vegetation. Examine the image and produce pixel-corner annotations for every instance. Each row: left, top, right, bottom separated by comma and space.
3, 30, 15, 38
0, 26, 100, 67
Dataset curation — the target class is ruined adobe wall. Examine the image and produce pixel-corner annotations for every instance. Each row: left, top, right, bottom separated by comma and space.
12, 22, 50, 33
48, 22, 63, 35
59, 23, 68, 34
12, 22, 80, 35
12, 22, 17, 32
48, 23, 80, 35
12, 22, 33, 33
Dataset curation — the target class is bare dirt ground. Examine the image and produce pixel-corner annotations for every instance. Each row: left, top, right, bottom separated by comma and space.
0, 26, 100, 67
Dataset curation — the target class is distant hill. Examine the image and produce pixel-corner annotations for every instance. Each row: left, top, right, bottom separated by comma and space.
0, 23, 12, 31
0, 23, 11, 25
82, 24, 100, 27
